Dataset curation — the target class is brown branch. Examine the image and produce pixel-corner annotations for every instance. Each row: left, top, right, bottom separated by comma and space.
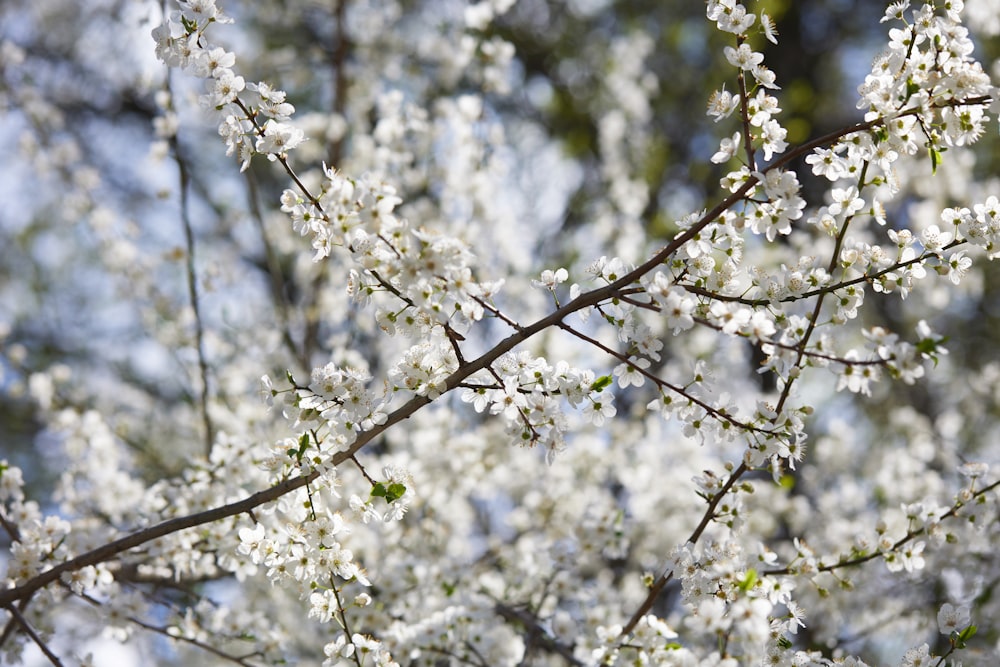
735, 36, 757, 172
0, 507, 21, 543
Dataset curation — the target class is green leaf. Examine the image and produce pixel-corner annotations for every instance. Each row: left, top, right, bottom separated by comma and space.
287, 432, 311, 462
590, 375, 613, 393
385, 483, 407, 503
954, 624, 977, 648
929, 146, 941, 174
916, 335, 948, 365
737, 569, 758, 593
371, 482, 407, 503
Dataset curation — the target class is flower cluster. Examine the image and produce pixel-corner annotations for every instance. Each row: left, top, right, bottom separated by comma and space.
943, 195, 1000, 258
265, 363, 390, 469
282, 167, 503, 338
152, 0, 303, 171
236, 503, 401, 667
461, 351, 604, 458
865, 2, 993, 138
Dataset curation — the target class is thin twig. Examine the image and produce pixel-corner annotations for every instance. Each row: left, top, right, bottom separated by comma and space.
171, 126, 215, 456
3, 603, 65, 667
765, 477, 1000, 577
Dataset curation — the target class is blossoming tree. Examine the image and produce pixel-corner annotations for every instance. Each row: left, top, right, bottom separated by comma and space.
1, 0, 999, 665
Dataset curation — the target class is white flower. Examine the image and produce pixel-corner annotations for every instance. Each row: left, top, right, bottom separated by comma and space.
760, 12, 778, 43
707, 87, 739, 121
0, 462, 25, 502
613, 357, 650, 388
323, 634, 356, 663
205, 69, 244, 107
943, 250, 972, 284
532, 268, 569, 289
805, 146, 847, 180
957, 461, 989, 479
936, 603, 970, 634
920, 224, 953, 253
657, 286, 696, 333
237, 523, 268, 564
193, 46, 236, 78
256, 120, 306, 157
583, 394, 616, 426
724, 44, 764, 71
829, 186, 864, 217
759, 119, 787, 159
180, 0, 231, 23
711, 132, 741, 164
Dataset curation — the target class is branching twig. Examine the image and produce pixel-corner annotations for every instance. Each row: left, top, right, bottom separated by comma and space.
494, 602, 584, 667
765, 477, 1000, 577
3, 603, 65, 667
620, 461, 749, 636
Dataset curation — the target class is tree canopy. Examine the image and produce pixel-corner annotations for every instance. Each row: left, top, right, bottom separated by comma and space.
1, 1, 1000, 665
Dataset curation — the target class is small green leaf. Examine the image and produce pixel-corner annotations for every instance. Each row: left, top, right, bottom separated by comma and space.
954, 624, 977, 649
590, 375, 613, 393
371, 482, 407, 503
287, 432, 311, 462
929, 146, 941, 174
916, 335, 948, 366
738, 569, 758, 593
385, 483, 407, 503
